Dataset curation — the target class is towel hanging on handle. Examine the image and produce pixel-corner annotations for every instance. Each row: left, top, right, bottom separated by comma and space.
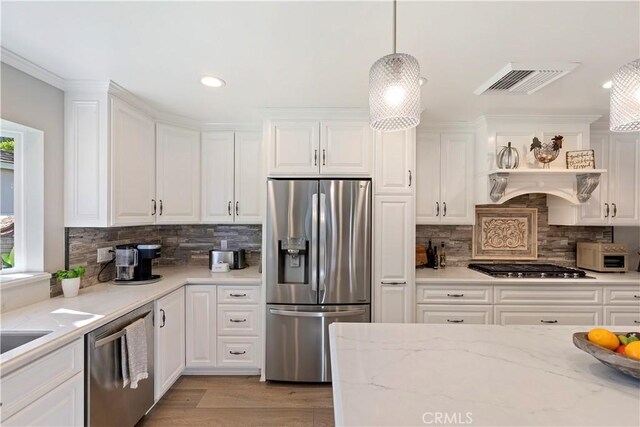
120, 318, 148, 389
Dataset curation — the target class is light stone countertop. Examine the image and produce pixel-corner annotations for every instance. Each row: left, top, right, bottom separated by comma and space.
329, 323, 640, 427
0, 265, 261, 376
416, 267, 640, 285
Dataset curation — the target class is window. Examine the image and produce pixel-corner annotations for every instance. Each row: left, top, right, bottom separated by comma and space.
0, 136, 15, 270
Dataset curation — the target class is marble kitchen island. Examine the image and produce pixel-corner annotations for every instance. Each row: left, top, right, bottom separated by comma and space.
329, 323, 640, 426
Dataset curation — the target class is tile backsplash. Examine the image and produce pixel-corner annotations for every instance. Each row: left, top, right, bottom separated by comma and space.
416, 194, 612, 267
57, 224, 261, 297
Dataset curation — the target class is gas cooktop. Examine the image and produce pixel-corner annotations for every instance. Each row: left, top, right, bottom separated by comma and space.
468, 263, 589, 279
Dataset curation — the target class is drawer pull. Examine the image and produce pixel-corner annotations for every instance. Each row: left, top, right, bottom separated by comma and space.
382, 281, 406, 285
634, 295, 640, 299
447, 319, 464, 323
230, 319, 247, 323
540, 320, 558, 324
229, 293, 247, 297
447, 293, 464, 298
635, 320, 640, 324
229, 350, 247, 355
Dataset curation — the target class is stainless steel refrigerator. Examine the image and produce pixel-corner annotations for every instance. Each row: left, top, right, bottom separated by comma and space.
265, 179, 372, 382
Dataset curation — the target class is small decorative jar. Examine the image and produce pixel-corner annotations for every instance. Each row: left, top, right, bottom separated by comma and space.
497, 142, 519, 169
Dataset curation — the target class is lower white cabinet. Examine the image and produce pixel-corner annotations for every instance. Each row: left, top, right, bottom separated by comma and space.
494, 306, 602, 326
217, 336, 261, 368
377, 283, 411, 323
185, 286, 217, 368
605, 306, 640, 326
155, 288, 185, 400
416, 305, 493, 325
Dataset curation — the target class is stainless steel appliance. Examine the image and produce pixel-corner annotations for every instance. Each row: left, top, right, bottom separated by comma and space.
468, 263, 588, 279
86, 303, 154, 427
115, 244, 162, 284
265, 179, 372, 382
209, 249, 247, 270
577, 242, 628, 272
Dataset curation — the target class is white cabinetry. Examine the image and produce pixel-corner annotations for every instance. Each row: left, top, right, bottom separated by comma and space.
155, 288, 185, 401
604, 286, 640, 326
416, 132, 474, 224
416, 284, 493, 325
267, 118, 372, 176
374, 129, 415, 194
202, 130, 263, 224
185, 286, 217, 368
0, 339, 84, 426
155, 124, 200, 223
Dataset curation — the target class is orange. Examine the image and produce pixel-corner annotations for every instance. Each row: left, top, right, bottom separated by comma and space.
624, 341, 640, 360
587, 328, 619, 351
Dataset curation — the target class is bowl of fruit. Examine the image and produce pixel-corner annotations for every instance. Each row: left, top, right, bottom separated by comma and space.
573, 328, 640, 379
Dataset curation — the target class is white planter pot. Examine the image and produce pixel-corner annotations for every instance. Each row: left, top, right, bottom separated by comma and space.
61, 277, 81, 298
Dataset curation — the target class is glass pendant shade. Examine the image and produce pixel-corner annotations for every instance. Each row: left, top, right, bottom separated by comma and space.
369, 53, 421, 131
610, 58, 640, 132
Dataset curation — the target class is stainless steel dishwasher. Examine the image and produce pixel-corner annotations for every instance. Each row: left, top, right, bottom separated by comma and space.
86, 302, 154, 427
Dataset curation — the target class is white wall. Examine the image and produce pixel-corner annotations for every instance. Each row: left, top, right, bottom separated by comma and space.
0, 63, 64, 273
614, 227, 640, 272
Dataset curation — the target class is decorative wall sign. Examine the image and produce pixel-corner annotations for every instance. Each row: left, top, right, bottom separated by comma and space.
566, 149, 595, 169
472, 208, 538, 260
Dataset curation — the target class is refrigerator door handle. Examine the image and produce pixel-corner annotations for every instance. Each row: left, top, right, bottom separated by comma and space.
319, 192, 327, 298
311, 193, 318, 292
269, 308, 366, 318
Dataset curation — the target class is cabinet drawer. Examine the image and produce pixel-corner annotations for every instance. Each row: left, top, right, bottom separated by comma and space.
494, 286, 602, 305
416, 305, 493, 324
604, 287, 640, 305
495, 306, 602, 326
417, 285, 492, 304
0, 339, 83, 420
605, 307, 640, 326
217, 337, 260, 367
217, 305, 260, 336
217, 286, 260, 304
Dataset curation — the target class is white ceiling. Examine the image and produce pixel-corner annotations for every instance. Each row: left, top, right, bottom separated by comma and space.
1, 1, 638, 124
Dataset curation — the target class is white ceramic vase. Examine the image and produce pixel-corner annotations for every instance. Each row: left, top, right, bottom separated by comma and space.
62, 277, 81, 298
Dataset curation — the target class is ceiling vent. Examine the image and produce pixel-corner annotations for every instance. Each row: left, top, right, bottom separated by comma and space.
474, 62, 579, 95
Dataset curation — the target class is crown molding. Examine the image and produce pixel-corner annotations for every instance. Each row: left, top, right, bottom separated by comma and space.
474, 114, 602, 127
261, 107, 369, 121
1, 47, 66, 90
417, 121, 475, 134
201, 122, 262, 132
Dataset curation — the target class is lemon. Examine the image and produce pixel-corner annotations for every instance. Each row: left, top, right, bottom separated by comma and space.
624, 341, 640, 361
587, 328, 619, 351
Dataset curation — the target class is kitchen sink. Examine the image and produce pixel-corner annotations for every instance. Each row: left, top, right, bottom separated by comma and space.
1, 330, 52, 354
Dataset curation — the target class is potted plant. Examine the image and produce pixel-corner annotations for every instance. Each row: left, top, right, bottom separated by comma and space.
55, 266, 86, 298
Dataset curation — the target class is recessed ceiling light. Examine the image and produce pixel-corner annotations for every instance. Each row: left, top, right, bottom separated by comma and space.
419, 77, 427, 86
602, 80, 612, 89
201, 76, 225, 88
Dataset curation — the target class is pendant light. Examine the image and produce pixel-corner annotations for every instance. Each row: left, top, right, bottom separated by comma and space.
369, 0, 421, 131
610, 58, 640, 132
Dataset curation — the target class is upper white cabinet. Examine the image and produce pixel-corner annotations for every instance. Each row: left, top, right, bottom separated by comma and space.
154, 287, 185, 400
374, 129, 415, 194
202, 130, 263, 224
416, 132, 474, 224
156, 123, 200, 223
267, 117, 372, 176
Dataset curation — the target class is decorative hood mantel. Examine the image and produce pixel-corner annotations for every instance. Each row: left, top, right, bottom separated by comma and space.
474, 115, 603, 205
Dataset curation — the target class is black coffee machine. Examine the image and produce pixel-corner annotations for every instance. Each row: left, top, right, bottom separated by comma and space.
115, 243, 162, 283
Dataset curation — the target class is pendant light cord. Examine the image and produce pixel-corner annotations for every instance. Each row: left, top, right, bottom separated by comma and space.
392, 0, 397, 54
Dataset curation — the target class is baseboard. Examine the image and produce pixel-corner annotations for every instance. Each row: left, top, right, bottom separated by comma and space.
182, 367, 261, 375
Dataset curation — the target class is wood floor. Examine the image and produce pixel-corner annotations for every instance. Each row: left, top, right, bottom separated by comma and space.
137, 376, 335, 427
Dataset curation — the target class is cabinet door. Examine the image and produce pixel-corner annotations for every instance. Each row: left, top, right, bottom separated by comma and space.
319, 121, 372, 176
156, 124, 200, 223
201, 131, 235, 223
605, 306, 640, 326
3, 373, 83, 427
580, 134, 609, 224
609, 134, 640, 225
234, 131, 263, 223
440, 133, 474, 224
185, 286, 217, 368
374, 129, 415, 194
268, 120, 319, 175
494, 306, 602, 326
416, 132, 441, 223
374, 196, 414, 323
416, 305, 493, 325
111, 97, 156, 225
155, 288, 185, 401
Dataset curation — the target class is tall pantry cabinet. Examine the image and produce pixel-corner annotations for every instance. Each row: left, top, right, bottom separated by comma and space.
373, 129, 416, 323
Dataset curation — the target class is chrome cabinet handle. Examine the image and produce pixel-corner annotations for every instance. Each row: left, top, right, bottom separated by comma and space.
447, 319, 464, 323
443, 202, 447, 217
436, 202, 440, 216
322, 149, 326, 166
612, 203, 617, 218
604, 203, 609, 217
230, 293, 247, 297
152, 199, 157, 215
540, 320, 558, 324
159, 200, 163, 216
381, 281, 406, 285
160, 309, 166, 328
235, 201, 239, 216
228, 201, 232, 216
634, 320, 640, 324
229, 350, 246, 355
314, 149, 318, 166
230, 319, 247, 323
634, 295, 640, 299
447, 293, 464, 298
408, 170, 412, 187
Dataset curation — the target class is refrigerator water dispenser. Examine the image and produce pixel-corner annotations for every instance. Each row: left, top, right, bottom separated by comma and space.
278, 237, 309, 284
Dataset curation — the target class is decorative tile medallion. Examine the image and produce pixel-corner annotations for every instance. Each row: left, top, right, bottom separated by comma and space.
472, 207, 537, 260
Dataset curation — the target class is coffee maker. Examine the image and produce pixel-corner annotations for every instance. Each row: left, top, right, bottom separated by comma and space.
115, 244, 162, 283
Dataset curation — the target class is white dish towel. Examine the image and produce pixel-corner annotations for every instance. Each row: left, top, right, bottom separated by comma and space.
121, 318, 148, 389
